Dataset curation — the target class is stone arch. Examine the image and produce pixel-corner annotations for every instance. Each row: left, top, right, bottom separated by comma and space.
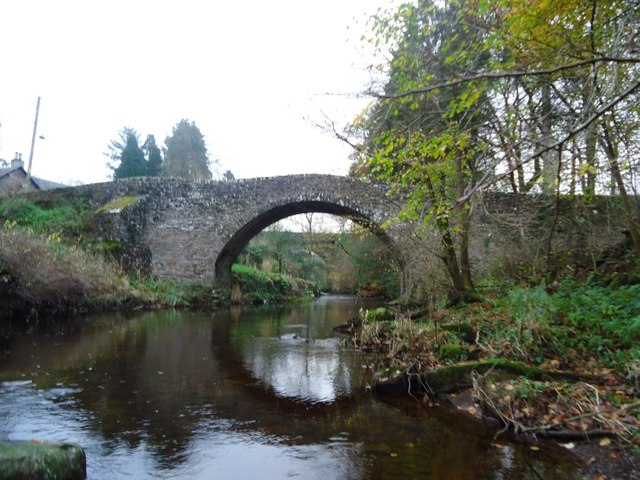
213, 198, 405, 290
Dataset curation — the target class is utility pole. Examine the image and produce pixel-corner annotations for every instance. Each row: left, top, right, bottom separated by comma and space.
27, 96, 41, 179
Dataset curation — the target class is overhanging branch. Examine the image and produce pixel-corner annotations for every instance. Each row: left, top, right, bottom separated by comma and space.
372, 56, 640, 99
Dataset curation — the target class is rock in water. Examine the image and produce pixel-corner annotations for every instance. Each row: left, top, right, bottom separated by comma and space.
0, 440, 86, 479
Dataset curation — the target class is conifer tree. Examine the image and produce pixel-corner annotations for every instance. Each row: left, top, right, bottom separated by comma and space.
163, 119, 212, 180
108, 128, 147, 179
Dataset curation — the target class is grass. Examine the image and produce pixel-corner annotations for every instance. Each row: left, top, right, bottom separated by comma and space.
0, 197, 88, 238
231, 263, 320, 303
0, 225, 130, 320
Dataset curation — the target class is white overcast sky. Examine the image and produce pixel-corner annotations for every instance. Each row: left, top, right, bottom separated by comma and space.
0, 0, 396, 185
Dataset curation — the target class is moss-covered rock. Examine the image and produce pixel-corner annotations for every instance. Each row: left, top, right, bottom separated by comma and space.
437, 344, 469, 362
366, 307, 393, 322
0, 440, 86, 479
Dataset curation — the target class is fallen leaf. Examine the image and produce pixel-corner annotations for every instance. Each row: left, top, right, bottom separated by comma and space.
599, 438, 611, 447
467, 406, 477, 415
560, 442, 575, 449
609, 452, 617, 459
529, 445, 540, 451
390, 452, 398, 458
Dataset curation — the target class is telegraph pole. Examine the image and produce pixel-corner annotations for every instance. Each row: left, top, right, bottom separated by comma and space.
27, 96, 41, 179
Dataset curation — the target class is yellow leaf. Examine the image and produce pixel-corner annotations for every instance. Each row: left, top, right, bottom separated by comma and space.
529, 445, 540, 451
599, 437, 611, 447
390, 452, 398, 458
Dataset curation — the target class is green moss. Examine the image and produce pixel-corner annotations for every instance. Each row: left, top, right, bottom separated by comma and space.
422, 358, 602, 394
366, 307, 393, 322
0, 440, 86, 480
101, 240, 124, 255
95, 195, 142, 214
438, 344, 469, 362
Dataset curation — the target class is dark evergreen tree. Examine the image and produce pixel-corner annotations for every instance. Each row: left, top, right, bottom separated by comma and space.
108, 128, 147, 179
142, 134, 163, 176
163, 119, 212, 180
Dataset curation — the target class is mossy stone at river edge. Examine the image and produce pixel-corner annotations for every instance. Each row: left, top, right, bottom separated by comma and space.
0, 441, 86, 480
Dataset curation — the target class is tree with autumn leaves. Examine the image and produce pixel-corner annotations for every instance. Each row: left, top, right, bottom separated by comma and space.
350, 0, 640, 303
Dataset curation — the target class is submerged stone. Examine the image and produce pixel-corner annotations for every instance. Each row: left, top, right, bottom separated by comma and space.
0, 440, 86, 480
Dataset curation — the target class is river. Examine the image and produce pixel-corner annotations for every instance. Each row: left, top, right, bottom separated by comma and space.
0, 295, 581, 479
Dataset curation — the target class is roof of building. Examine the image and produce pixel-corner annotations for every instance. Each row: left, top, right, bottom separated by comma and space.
0, 164, 66, 190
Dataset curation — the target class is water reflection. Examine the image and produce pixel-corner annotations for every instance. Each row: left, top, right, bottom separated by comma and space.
227, 296, 367, 403
0, 296, 581, 479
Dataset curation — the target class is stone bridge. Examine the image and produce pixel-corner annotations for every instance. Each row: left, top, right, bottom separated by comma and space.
29, 174, 630, 298
38, 175, 410, 290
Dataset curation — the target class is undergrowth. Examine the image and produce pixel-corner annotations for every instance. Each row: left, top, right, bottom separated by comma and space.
231, 263, 320, 303
479, 281, 640, 376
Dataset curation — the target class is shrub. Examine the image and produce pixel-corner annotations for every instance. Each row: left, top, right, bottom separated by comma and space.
230, 263, 319, 303
0, 226, 129, 319
0, 197, 88, 238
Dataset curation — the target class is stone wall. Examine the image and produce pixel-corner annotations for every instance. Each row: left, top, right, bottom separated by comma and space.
26, 176, 635, 296
470, 192, 632, 280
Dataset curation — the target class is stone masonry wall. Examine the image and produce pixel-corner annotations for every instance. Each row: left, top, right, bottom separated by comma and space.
25, 176, 635, 294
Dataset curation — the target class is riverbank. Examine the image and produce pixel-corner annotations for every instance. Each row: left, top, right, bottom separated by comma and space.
0, 226, 319, 326
352, 274, 640, 478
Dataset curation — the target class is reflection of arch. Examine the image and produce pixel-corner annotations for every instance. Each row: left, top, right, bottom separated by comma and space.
214, 200, 404, 289
209, 307, 364, 416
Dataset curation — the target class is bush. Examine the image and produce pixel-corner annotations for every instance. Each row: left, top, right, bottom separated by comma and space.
231, 263, 319, 303
0, 197, 88, 238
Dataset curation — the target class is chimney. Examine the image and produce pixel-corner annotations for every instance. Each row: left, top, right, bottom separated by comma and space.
11, 152, 24, 169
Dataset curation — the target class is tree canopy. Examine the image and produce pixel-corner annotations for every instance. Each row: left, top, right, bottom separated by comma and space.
163, 119, 212, 181
108, 128, 164, 179
349, 0, 640, 297
108, 128, 148, 179
142, 135, 163, 177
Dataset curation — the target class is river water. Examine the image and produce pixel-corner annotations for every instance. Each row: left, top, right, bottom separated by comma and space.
0, 295, 581, 479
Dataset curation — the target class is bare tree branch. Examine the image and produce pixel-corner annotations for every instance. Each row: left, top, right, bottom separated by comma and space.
371, 56, 640, 99
456, 78, 640, 205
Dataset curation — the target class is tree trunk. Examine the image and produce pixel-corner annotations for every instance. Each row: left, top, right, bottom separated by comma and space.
540, 81, 557, 194
600, 122, 640, 257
